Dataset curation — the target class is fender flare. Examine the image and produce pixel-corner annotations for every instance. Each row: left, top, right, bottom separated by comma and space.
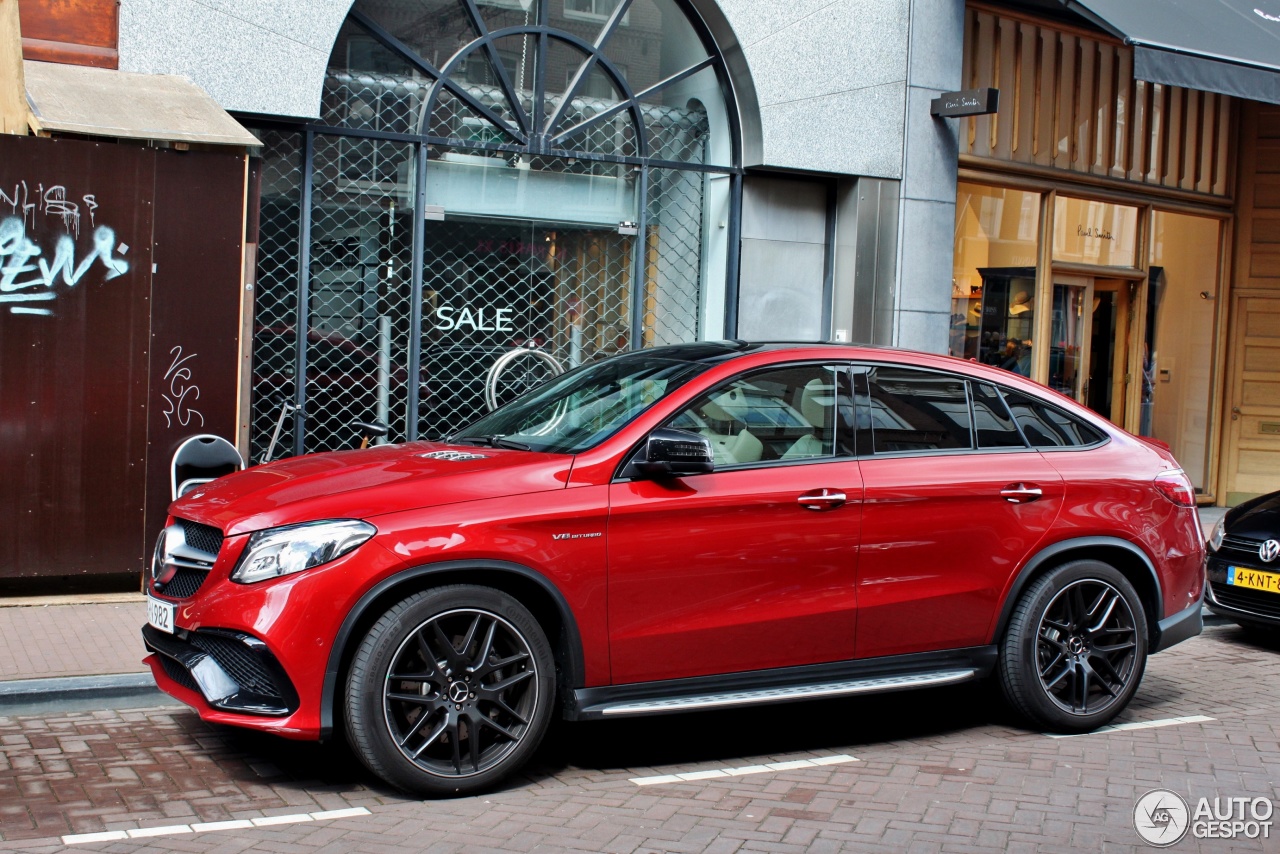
989, 536, 1163, 646
318, 559, 586, 740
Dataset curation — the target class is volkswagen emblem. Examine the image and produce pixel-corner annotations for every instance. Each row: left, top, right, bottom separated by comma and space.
1261, 539, 1280, 563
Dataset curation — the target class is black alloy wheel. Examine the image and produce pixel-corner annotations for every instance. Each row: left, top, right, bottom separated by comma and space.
345, 585, 555, 796
1034, 579, 1138, 715
998, 560, 1149, 733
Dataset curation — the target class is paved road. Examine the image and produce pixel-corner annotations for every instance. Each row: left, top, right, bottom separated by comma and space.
0, 621, 1276, 853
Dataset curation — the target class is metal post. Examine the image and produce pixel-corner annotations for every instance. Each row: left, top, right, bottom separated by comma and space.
723, 171, 742, 339
294, 130, 315, 455
407, 142, 427, 440
630, 167, 649, 349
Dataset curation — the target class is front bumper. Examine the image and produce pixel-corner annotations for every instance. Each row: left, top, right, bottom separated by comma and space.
1205, 559, 1280, 626
142, 624, 299, 716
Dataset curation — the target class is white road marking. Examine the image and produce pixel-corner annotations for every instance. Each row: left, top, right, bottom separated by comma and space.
63, 806, 371, 845
630, 753, 859, 785
1044, 714, 1215, 739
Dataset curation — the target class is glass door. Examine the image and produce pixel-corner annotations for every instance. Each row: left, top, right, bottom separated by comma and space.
1050, 277, 1091, 403
1050, 276, 1132, 427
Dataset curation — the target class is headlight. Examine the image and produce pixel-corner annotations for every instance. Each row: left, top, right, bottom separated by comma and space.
1207, 516, 1226, 552
231, 520, 376, 584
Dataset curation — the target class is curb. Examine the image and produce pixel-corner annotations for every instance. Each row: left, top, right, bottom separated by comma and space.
0, 673, 166, 712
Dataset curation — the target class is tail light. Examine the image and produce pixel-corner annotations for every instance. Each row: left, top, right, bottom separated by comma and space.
1154, 470, 1196, 507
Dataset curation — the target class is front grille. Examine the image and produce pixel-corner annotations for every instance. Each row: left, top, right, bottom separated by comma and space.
159, 654, 199, 693
156, 567, 208, 599
188, 632, 284, 702
1210, 582, 1280, 620
180, 519, 224, 556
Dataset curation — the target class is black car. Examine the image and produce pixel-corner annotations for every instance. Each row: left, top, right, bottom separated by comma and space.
1205, 492, 1280, 633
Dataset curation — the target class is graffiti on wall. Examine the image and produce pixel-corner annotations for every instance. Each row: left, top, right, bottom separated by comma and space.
160, 346, 205, 429
0, 181, 131, 317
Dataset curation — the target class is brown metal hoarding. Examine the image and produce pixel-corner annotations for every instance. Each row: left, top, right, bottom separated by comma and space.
0, 134, 245, 578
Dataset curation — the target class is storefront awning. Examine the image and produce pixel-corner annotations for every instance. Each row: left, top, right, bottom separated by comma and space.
1062, 0, 1280, 105
23, 61, 260, 147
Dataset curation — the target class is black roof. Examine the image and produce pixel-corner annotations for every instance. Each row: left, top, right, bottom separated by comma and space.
622, 340, 852, 364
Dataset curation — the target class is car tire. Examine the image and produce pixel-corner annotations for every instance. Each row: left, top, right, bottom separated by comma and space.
344, 584, 556, 796
998, 560, 1148, 733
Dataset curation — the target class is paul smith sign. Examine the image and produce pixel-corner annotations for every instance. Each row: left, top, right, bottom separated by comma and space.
930, 87, 999, 118
1077, 224, 1115, 241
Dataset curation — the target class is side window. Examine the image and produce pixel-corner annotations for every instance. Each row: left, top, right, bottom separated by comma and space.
858, 366, 973, 453
667, 364, 852, 468
1002, 389, 1106, 448
972, 382, 1026, 449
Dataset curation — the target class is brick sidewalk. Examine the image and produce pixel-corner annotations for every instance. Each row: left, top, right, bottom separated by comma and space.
0, 623, 1274, 851
0, 601, 147, 681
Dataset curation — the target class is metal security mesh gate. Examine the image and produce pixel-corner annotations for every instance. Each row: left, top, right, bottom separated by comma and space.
247, 0, 740, 457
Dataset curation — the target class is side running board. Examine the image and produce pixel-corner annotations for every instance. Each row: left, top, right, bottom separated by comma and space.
583, 668, 977, 718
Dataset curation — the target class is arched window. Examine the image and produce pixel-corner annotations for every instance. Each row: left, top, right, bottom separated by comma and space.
248, 0, 741, 455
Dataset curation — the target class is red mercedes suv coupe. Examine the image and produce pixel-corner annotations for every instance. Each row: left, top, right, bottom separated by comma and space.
143, 342, 1205, 795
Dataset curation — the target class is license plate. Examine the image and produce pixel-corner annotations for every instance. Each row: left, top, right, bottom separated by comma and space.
147, 595, 176, 634
1227, 566, 1280, 595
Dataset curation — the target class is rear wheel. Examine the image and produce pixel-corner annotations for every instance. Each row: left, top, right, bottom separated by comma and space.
998, 560, 1148, 733
344, 585, 555, 796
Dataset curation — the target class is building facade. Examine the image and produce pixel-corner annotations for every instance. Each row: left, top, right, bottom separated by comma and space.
109, 0, 964, 459
7, 0, 1280, 579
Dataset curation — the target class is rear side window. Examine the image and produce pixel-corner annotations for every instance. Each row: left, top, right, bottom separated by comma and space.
972, 382, 1026, 449
1002, 390, 1106, 448
859, 367, 973, 453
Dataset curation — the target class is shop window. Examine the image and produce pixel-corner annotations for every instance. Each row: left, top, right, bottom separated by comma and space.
858, 367, 973, 454
1051, 196, 1139, 268
950, 183, 1041, 367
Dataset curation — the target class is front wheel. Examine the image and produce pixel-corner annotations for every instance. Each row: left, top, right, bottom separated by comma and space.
998, 560, 1148, 733
344, 585, 555, 796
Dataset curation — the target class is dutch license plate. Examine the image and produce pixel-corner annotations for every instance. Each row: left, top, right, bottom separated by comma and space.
147, 595, 175, 634
1227, 566, 1280, 595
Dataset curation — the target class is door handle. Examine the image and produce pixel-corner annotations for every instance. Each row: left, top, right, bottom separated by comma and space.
798, 488, 846, 510
1001, 483, 1043, 503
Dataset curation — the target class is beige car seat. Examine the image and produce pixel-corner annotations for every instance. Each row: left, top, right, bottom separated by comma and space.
782, 378, 834, 459
697, 397, 764, 465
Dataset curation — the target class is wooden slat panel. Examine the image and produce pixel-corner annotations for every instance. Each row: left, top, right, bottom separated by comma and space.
1114, 49, 1134, 179
1259, 106, 1280, 139
1056, 33, 1076, 168
1015, 21, 1036, 158
1094, 43, 1114, 175
1162, 86, 1182, 188
1074, 37, 1095, 173
960, 6, 1232, 198
1213, 93, 1230, 195
1245, 304, 1280, 336
993, 15, 1017, 160
1250, 251, 1280, 279
1256, 176, 1280, 210
1036, 26, 1057, 166
1253, 213, 1280, 243
1243, 381, 1280, 408
1258, 140, 1280, 173
1245, 347, 1280, 373
1198, 92, 1215, 194
1182, 89, 1200, 192
973, 10, 996, 159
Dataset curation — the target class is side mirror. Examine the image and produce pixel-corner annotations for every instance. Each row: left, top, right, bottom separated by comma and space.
635, 427, 715, 478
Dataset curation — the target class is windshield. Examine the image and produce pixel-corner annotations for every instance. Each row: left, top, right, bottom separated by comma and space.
451, 354, 711, 454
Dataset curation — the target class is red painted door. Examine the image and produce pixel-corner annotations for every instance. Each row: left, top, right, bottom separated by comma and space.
854, 451, 1064, 658
607, 461, 863, 684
